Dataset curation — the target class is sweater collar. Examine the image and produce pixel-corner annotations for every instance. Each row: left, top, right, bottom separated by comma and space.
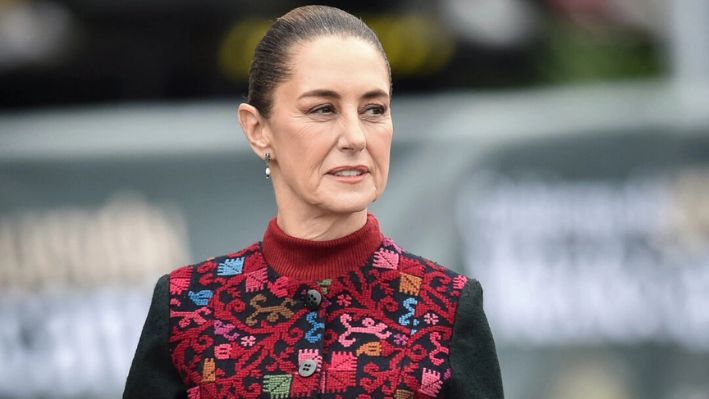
261, 213, 384, 281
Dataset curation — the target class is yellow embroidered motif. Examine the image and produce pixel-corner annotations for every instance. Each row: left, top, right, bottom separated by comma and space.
355, 341, 382, 356
395, 389, 414, 399
202, 358, 216, 382
399, 273, 422, 296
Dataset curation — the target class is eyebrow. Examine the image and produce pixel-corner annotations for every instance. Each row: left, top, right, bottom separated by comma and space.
297, 89, 389, 101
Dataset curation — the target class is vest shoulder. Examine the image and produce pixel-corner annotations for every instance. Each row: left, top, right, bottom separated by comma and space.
167, 242, 265, 289
383, 237, 470, 284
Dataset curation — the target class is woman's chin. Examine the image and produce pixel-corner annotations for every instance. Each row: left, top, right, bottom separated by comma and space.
318, 191, 376, 214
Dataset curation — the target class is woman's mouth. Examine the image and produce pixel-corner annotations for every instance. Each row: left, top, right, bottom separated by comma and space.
332, 170, 365, 177
327, 166, 369, 182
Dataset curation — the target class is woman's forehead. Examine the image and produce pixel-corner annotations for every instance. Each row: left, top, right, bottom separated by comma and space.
283, 36, 390, 98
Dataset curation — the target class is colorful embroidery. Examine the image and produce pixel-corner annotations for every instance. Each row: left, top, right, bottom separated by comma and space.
245, 267, 268, 292
202, 358, 216, 383
263, 374, 292, 399
373, 248, 399, 269
217, 257, 244, 276
304, 312, 324, 343
169, 238, 467, 398
324, 351, 357, 393
244, 295, 296, 326
338, 314, 391, 348
420, 368, 444, 397
188, 290, 213, 306
298, 349, 322, 371
317, 278, 332, 294
399, 272, 422, 296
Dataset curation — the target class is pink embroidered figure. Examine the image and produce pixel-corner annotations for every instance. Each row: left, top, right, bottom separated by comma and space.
373, 248, 399, 270
325, 351, 358, 393
428, 332, 449, 366
453, 275, 468, 290
337, 294, 352, 307
214, 320, 240, 341
170, 268, 192, 295
298, 349, 322, 371
240, 335, 256, 347
170, 307, 211, 328
423, 312, 439, 325
393, 333, 409, 346
338, 314, 391, 347
245, 268, 268, 293
214, 344, 232, 360
420, 368, 444, 397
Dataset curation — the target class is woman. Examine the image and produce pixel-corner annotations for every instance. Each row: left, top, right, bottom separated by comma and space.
123, 5, 503, 399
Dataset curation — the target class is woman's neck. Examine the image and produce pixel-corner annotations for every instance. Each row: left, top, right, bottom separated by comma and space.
262, 211, 384, 280
275, 208, 368, 241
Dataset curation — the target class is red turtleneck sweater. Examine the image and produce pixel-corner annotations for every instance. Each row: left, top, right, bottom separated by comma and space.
262, 213, 384, 280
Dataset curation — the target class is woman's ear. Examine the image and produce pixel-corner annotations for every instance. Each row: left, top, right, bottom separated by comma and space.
238, 103, 271, 158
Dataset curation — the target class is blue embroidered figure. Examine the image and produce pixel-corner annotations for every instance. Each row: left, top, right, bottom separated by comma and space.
399, 297, 420, 334
305, 311, 325, 343
188, 290, 213, 306
218, 257, 245, 276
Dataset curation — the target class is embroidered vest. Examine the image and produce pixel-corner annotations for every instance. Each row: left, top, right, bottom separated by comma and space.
168, 237, 467, 399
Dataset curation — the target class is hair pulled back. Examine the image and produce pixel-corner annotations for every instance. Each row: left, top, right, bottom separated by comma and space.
247, 5, 390, 118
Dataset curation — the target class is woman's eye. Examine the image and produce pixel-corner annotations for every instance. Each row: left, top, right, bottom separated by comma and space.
363, 105, 386, 116
311, 105, 334, 115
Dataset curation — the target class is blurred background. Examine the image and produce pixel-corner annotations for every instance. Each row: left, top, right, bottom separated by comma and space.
1, 0, 708, 398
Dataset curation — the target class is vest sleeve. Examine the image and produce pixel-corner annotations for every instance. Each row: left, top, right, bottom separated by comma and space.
123, 274, 187, 399
448, 278, 505, 398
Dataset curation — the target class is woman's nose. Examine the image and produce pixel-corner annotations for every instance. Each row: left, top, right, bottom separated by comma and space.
337, 112, 366, 151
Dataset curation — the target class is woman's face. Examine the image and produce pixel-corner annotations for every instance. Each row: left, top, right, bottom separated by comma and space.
264, 35, 392, 217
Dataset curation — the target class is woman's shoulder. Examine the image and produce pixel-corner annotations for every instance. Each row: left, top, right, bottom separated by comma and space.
166, 242, 266, 292
380, 237, 474, 293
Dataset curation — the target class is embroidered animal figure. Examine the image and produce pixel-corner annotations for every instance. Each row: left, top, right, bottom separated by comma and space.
188, 290, 213, 306
170, 307, 211, 328
338, 314, 391, 347
244, 294, 296, 326
355, 341, 382, 356
214, 320, 239, 341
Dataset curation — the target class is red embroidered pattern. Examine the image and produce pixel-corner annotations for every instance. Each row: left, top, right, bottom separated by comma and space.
169, 239, 467, 398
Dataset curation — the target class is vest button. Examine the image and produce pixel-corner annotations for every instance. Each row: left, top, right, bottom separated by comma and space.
304, 289, 322, 310
298, 359, 318, 377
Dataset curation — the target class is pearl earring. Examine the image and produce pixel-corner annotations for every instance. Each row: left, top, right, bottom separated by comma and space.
264, 153, 271, 180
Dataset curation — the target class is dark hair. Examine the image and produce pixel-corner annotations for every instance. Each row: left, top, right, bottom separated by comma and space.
247, 5, 390, 118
